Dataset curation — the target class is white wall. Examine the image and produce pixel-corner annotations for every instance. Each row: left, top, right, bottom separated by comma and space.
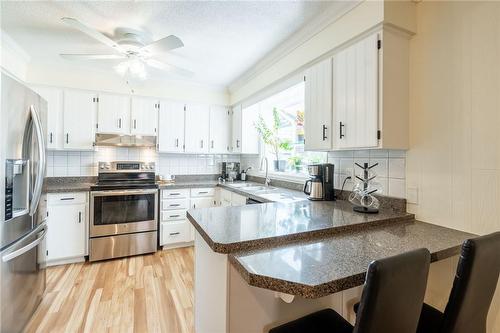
1, 30, 30, 81
407, 2, 500, 331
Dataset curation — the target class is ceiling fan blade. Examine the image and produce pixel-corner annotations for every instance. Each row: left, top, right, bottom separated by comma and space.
141, 35, 184, 54
61, 17, 125, 53
145, 59, 193, 77
60, 54, 127, 60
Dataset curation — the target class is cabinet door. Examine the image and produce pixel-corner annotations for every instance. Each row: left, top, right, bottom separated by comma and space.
209, 106, 231, 154
185, 103, 210, 153
97, 93, 130, 134
231, 193, 247, 206
304, 57, 332, 151
158, 101, 185, 153
131, 97, 158, 136
241, 104, 260, 154
191, 197, 216, 209
63, 89, 96, 150
333, 32, 379, 149
32, 86, 63, 149
47, 203, 86, 261
231, 105, 242, 153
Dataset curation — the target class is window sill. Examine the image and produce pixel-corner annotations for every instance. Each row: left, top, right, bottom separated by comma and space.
246, 170, 308, 184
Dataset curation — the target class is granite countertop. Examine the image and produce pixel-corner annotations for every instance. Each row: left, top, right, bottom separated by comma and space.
229, 221, 475, 298
44, 177, 96, 193
187, 200, 414, 254
157, 180, 220, 189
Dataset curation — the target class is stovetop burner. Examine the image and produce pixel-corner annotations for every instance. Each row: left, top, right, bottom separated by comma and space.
91, 161, 157, 191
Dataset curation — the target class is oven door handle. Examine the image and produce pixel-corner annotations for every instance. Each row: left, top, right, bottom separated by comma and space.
91, 189, 158, 197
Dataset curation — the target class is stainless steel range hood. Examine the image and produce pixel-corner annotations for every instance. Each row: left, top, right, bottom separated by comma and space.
94, 133, 157, 148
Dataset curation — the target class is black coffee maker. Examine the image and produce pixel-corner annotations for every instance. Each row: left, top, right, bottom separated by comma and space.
303, 163, 335, 201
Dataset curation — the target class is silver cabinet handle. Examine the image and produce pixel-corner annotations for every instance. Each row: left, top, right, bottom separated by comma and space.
169, 193, 181, 196
2, 222, 47, 262
169, 232, 180, 236
118, 118, 122, 129
198, 191, 209, 194
211, 140, 214, 149
29, 105, 46, 216
49, 132, 53, 143
175, 138, 179, 147
169, 214, 180, 218
66, 133, 69, 144
134, 119, 137, 129
200, 140, 204, 148
169, 204, 181, 207
236, 139, 240, 148
78, 211, 82, 223
60, 197, 75, 201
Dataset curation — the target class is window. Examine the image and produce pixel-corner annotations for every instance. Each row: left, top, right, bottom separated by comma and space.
251, 81, 326, 175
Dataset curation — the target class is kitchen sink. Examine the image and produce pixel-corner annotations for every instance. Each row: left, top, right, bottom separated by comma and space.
244, 186, 276, 191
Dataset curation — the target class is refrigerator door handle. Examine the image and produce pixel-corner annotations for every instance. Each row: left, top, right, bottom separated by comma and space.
28, 105, 46, 216
2, 221, 47, 263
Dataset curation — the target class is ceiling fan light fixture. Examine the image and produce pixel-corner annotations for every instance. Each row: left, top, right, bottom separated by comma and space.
114, 59, 147, 80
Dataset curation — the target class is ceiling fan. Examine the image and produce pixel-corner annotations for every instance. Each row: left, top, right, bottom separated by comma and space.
60, 17, 192, 79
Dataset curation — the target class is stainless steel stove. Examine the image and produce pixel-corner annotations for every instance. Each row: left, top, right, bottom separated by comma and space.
89, 161, 158, 261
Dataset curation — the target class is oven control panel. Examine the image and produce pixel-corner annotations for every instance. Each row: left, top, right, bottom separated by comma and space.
98, 161, 155, 173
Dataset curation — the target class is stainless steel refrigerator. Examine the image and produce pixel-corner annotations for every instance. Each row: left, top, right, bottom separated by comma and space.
0, 73, 48, 333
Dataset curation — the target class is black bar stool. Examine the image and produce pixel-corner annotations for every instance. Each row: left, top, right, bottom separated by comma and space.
268, 248, 431, 333
416, 232, 500, 333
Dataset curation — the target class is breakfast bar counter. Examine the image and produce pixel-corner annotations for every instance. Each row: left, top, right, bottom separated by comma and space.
187, 199, 474, 333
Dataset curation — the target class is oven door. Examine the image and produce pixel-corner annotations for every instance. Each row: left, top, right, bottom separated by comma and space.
90, 189, 158, 237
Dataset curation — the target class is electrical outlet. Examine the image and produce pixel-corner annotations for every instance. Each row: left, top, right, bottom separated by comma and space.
346, 168, 355, 180
407, 187, 419, 204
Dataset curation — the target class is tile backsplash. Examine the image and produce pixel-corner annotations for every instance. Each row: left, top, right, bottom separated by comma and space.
327, 149, 406, 198
240, 149, 407, 198
46, 147, 240, 177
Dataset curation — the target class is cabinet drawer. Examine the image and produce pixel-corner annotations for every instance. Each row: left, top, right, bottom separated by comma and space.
161, 199, 189, 210
190, 187, 215, 197
48, 192, 87, 205
160, 221, 190, 245
162, 189, 190, 199
161, 209, 187, 222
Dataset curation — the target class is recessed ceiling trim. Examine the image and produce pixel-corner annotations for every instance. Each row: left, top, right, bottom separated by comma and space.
228, 0, 361, 94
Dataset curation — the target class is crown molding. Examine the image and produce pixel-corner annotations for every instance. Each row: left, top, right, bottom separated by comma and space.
1, 30, 31, 63
227, 0, 362, 94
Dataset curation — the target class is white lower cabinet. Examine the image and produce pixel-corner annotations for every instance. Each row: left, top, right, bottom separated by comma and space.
159, 187, 216, 248
46, 192, 88, 265
217, 188, 247, 207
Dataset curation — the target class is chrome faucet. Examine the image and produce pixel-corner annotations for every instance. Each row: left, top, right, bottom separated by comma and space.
260, 157, 271, 186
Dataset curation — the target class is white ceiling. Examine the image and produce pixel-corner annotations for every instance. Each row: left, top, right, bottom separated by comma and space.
1, 1, 348, 87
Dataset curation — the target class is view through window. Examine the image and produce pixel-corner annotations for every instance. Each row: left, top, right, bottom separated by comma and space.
250, 81, 327, 175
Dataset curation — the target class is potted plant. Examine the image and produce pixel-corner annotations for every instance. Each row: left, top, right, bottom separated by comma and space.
254, 107, 293, 171
288, 156, 303, 173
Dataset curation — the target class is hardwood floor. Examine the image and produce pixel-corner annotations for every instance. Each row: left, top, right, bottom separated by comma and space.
24, 247, 194, 333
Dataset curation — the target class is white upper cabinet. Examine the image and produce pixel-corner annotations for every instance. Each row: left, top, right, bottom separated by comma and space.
97, 93, 130, 134
304, 57, 333, 151
231, 104, 259, 154
231, 104, 242, 153
158, 101, 185, 153
333, 32, 379, 149
185, 103, 210, 153
32, 86, 63, 150
209, 105, 231, 154
63, 89, 96, 150
240, 104, 260, 154
131, 97, 158, 136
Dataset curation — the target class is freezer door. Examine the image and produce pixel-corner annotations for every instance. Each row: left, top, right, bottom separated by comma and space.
1, 73, 47, 249
0, 221, 47, 333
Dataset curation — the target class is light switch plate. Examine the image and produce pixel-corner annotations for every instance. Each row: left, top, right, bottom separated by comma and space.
407, 187, 418, 204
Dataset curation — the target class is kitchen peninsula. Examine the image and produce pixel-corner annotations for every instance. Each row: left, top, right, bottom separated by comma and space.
187, 196, 474, 333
